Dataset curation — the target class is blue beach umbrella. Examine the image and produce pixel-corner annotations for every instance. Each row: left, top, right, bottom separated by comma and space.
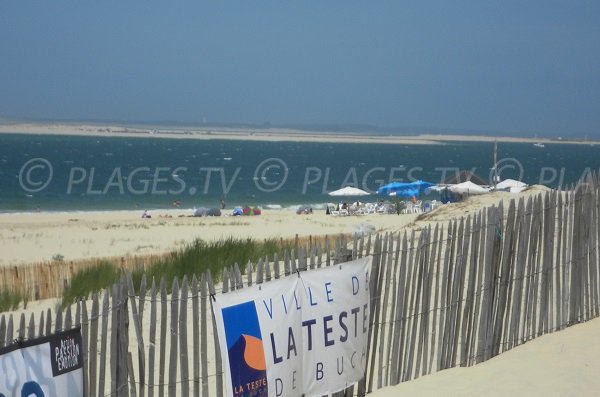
377, 180, 435, 197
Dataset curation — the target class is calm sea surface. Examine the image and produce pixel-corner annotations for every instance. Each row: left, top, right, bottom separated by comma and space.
1, 133, 599, 212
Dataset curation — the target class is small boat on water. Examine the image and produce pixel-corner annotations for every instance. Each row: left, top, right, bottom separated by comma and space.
534, 142, 545, 148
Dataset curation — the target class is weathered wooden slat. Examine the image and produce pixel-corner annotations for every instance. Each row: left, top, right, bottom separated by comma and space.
469, 210, 487, 365
450, 217, 469, 366
491, 200, 516, 356
191, 275, 200, 397
81, 300, 89, 397
168, 278, 180, 397
97, 290, 110, 397
384, 233, 401, 385
38, 311, 45, 338
179, 277, 190, 397
55, 305, 63, 333
554, 193, 564, 329
508, 198, 530, 349
64, 305, 72, 330
110, 284, 119, 396
147, 279, 157, 397
45, 308, 52, 336
127, 273, 146, 397
411, 230, 427, 379
201, 273, 209, 397
208, 271, 224, 397
526, 197, 543, 339
377, 233, 394, 388
158, 278, 168, 397
563, 192, 573, 327
428, 224, 443, 374
273, 253, 281, 279
27, 312, 35, 339
482, 204, 503, 362
89, 294, 100, 397
128, 352, 138, 397
284, 250, 292, 276
390, 232, 409, 385
519, 197, 535, 342
5, 315, 13, 346
0, 315, 5, 347
415, 226, 433, 377
138, 275, 147, 397
590, 187, 600, 318
119, 279, 130, 397
359, 234, 382, 395
403, 229, 421, 380
461, 214, 480, 366
570, 189, 582, 324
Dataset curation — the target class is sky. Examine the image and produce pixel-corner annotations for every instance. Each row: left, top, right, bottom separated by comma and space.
1, 1, 599, 137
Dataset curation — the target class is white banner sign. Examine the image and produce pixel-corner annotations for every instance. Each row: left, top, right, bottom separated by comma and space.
213, 257, 370, 397
0, 328, 84, 397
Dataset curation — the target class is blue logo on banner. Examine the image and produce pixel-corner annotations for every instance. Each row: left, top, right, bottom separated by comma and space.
222, 301, 268, 397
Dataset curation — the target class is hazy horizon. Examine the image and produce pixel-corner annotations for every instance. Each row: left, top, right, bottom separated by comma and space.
1, 1, 599, 138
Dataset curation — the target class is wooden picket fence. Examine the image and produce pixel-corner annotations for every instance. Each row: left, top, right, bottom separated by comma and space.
0, 254, 165, 301
2, 173, 600, 396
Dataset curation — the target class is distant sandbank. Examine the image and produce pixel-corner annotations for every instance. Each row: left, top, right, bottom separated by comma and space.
1, 122, 597, 146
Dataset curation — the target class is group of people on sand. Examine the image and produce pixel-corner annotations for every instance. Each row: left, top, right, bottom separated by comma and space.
141, 198, 226, 219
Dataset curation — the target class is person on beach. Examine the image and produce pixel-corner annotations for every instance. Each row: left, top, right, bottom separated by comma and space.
220, 199, 226, 210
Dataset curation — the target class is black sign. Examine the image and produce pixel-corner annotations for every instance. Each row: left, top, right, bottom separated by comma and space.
49, 328, 83, 377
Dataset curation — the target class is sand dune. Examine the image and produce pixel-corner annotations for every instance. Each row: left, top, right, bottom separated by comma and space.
371, 316, 600, 397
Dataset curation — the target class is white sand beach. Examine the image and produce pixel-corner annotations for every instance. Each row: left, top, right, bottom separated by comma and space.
2, 122, 597, 146
0, 186, 554, 266
0, 208, 418, 265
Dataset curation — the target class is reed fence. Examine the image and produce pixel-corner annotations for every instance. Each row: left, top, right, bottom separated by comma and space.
2, 174, 600, 396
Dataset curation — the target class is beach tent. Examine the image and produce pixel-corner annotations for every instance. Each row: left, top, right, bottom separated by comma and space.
443, 171, 488, 186
377, 180, 435, 197
495, 179, 528, 193
448, 181, 490, 195
328, 186, 370, 196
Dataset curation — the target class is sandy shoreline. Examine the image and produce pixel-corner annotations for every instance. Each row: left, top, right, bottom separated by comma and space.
2, 122, 597, 145
0, 186, 550, 266
0, 207, 418, 265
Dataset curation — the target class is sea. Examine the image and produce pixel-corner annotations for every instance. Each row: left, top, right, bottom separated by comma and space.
1, 133, 599, 213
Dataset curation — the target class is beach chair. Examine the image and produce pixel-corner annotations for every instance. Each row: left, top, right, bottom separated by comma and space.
413, 200, 423, 213
365, 203, 376, 214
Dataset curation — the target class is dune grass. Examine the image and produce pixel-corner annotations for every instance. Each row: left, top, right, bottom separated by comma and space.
131, 237, 295, 290
62, 261, 120, 306
0, 288, 28, 313
60, 237, 297, 305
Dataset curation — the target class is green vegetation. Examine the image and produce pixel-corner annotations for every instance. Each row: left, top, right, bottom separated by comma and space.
62, 261, 120, 306
58, 237, 296, 306
0, 288, 28, 313
132, 237, 294, 289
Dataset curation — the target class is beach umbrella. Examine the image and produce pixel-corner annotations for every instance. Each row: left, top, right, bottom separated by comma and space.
377, 180, 435, 197
328, 186, 370, 196
447, 181, 489, 195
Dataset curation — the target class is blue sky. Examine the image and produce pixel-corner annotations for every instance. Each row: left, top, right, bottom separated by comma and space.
1, 1, 599, 137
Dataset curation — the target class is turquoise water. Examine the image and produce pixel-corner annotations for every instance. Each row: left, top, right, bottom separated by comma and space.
0, 133, 599, 212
